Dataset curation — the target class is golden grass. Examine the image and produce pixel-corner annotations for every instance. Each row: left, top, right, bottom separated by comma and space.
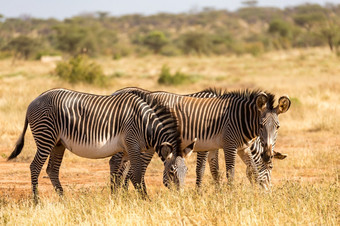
1, 182, 338, 225
0, 47, 339, 225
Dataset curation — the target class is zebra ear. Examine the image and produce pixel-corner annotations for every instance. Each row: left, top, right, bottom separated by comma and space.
276, 96, 291, 114
273, 151, 287, 160
256, 92, 268, 112
183, 138, 197, 158
160, 142, 173, 160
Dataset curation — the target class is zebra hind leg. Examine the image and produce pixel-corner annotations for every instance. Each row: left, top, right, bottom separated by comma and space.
46, 142, 65, 196
196, 151, 208, 189
30, 146, 54, 204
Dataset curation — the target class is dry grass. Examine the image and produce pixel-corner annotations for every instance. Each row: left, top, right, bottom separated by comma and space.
0, 48, 339, 225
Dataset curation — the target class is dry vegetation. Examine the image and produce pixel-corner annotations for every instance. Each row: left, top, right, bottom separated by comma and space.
0, 48, 339, 225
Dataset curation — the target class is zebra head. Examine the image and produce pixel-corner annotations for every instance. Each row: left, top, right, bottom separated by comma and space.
162, 139, 196, 189
248, 151, 288, 190
256, 93, 291, 163
245, 138, 288, 190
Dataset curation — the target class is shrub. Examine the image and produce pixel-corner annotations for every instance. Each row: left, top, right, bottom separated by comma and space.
142, 31, 168, 54
3, 36, 39, 60
158, 65, 200, 85
112, 43, 132, 60
244, 42, 265, 56
160, 44, 182, 56
178, 32, 212, 55
55, 55, 106, 85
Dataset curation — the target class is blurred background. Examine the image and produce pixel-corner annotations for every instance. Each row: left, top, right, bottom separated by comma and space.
1, 1, 340, 62
0, 1, 339, 224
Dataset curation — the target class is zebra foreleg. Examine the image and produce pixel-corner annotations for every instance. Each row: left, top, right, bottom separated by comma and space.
245, 149, 260, 185
118, 151, 154, 191
208, 150, 220, 185
127, 146, 147, 197
46, 142, 65, 196
139, 151, 154, 190
195, 151, 208, 189
109, 152, 126, 193
223, 144, 237, 186
119, 158, 131, 190
237, 147, 260, 186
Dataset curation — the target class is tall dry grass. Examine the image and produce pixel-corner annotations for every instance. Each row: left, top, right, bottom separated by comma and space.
1, 182, 338, 225
0, 48, 339, 225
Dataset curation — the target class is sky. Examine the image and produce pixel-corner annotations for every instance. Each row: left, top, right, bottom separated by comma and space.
1, 0, 339, 20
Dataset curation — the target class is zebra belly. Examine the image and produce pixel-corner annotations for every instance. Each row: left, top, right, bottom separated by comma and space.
182, 136, 223, 152
60, 135, 125, 159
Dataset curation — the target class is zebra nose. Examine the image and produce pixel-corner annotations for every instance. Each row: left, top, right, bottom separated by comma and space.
268, 144, 274, 157
262, 153, 271, 162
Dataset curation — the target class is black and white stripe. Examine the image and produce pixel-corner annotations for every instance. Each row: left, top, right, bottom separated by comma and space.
112, 87, 290, 187
8, 88, 189, 200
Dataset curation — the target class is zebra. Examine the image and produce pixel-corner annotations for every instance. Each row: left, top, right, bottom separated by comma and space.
245, 139, 287, 190
111, 87, 291, 188
110, 88, 288, 190
7, 88, 195, 201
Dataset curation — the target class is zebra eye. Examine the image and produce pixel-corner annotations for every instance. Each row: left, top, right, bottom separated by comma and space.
268, 163, 273, 169
170, 165, 176, 173
276, 125, 280, 129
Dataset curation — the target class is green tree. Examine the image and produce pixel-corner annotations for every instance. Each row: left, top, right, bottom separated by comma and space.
293, 4, 326, 31
319, 20, 340, 53
268, 19, 293, 49
143, 31, 168, 54
53, 23, 96, 56
3, 35, 38, 62
178, 32, 211, 55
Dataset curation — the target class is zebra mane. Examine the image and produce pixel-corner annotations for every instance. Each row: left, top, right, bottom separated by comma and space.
198, 87, 228, 96
113, 87, 150, 97
198, 88, 276, 110
129, 92, 182, 158
221, 89, 276, 110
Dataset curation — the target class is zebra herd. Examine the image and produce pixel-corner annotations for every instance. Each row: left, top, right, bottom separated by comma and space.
8, 87, 290, 201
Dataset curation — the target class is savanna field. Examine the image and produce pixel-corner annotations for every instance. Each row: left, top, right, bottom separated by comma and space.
0, 48, 339, 225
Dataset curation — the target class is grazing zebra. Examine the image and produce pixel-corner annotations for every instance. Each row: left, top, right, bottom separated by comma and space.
245, 138, 287, 190
7, 88, 195, 201
112, 87, 291, 188
110, 88, 288, 189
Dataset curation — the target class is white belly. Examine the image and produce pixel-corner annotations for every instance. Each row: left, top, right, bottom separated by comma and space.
60, 135, 125, 159
182, 135, 222, 152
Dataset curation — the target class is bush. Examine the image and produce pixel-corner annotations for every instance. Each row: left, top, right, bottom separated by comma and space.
143, 30, 168, 54
178, 32, 212, 55
55, 55, 106, 85
112, 43, 132, 60
3, 36, 39, 60
158, 65, 200, 85
244, 42, 265, 56
160, 44, 181, 56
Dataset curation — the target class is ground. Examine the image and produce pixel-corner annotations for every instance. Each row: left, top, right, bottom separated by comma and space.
0, 48, 339, 225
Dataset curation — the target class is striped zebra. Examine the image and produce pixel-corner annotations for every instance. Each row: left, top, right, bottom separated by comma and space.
245, 138, 287, 189
112, 87, 291, 188
110, 88, 288, 189
7, 88, 195, 201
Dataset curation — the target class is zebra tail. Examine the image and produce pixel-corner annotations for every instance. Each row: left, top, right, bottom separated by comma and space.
8, 117, 28, 160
